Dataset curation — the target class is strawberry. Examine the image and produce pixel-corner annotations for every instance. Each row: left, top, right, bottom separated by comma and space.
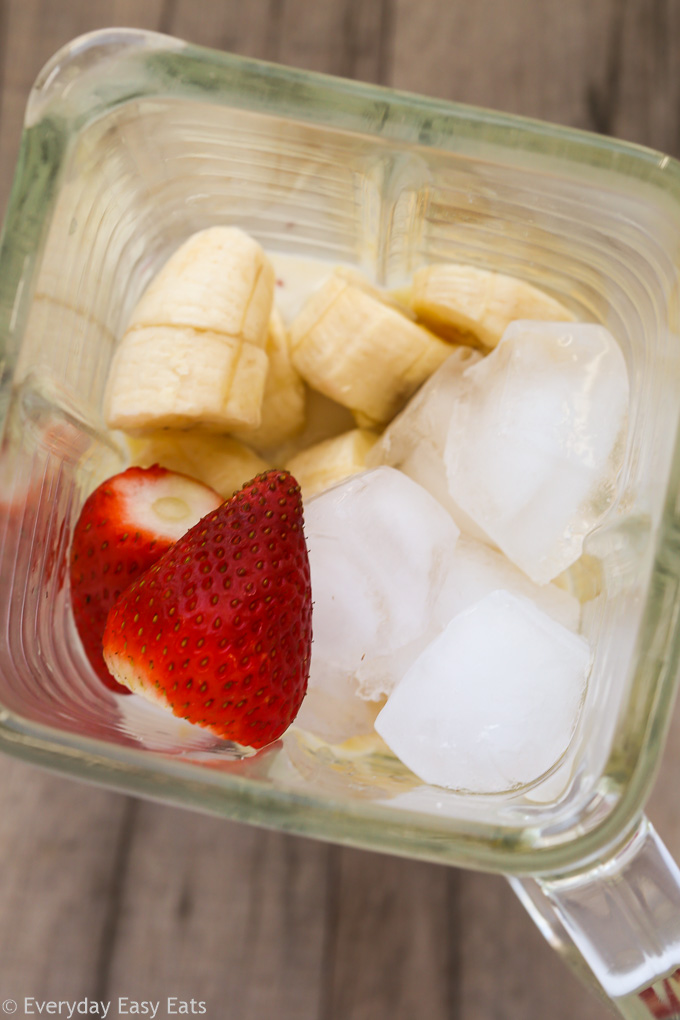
70, 465, 222, 693
102, 470, 312, 748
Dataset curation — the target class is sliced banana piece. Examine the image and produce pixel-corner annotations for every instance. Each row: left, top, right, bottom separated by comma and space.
290, 274, 455, 426
237, 309, 306, 452
285, 428, 379, 499
411, 264, 574, 349
126, 430, 269, 500
332, 266, 417, 319
105, 227, 275, 435
127, 226, 275, 346
104, 326, 268, 432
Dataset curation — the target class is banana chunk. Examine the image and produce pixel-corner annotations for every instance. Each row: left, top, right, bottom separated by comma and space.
411, 264, 574, 349
127, 430, 269, 499
238, 309, 306, 452
105, 227, 276, 435
332, 266, 417, 319
290, 274, 455, 426
104, 326, 268, 432
285, 428, 379, 499
127, 226, 275, 347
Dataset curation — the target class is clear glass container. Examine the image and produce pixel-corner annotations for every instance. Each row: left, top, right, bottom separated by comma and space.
2, 28, 680, 1017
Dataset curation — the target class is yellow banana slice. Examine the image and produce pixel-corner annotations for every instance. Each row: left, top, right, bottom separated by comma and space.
126, 226, 275, 346
104, 326, 268, 432
332, 266, 417, 318
290, 274, 455, 426
411, 264, 574, 349
105, 227, 275, 435
237, 308, 306, 452
285, 428, 379, 499
126, 430, 269, 499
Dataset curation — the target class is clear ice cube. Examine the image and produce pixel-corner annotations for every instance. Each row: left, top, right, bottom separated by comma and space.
444, 321, 629, 583
434, 535, 581, 633
366, 348, 489, 540
303, 466, 460, 706
294, 663, 383, 744
374, 590, 591, 793
354, 536, 579, 703
354, 634, 431, 702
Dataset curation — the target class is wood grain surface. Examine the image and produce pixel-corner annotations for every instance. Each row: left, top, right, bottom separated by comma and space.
0, 3, 679, 1018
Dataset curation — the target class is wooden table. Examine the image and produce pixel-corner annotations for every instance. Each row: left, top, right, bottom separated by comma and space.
1, 3, 679, 1018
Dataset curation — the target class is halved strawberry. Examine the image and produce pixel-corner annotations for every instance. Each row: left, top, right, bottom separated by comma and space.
102, 470, 312, 748
70, 465, 222, 693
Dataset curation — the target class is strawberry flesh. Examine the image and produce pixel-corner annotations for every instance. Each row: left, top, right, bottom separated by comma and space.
70, 465, 222, 693
102, 470, 313, 748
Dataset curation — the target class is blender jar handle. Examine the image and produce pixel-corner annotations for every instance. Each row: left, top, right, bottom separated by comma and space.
509, 815, 680, 1019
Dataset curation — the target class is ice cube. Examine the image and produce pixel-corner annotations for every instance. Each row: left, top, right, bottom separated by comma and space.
354, 633, 431, 702
435, 535, 581, 632
368, 347, 479, 466
355, 535, 580, 702
304, 466, 460, 696
294, 663, 384, 744
444, 321, 629, 583
366, 348, 489, 540
374, 590, 591, 793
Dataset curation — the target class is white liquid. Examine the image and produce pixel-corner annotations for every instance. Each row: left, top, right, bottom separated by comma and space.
269, 251, 342, 324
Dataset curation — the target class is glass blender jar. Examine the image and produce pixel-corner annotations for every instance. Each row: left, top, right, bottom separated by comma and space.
2, 28, 680, 1018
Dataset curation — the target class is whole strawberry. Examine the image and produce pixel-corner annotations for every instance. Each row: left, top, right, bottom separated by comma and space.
103, 471, 312, 747
70, 465, 222, 693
